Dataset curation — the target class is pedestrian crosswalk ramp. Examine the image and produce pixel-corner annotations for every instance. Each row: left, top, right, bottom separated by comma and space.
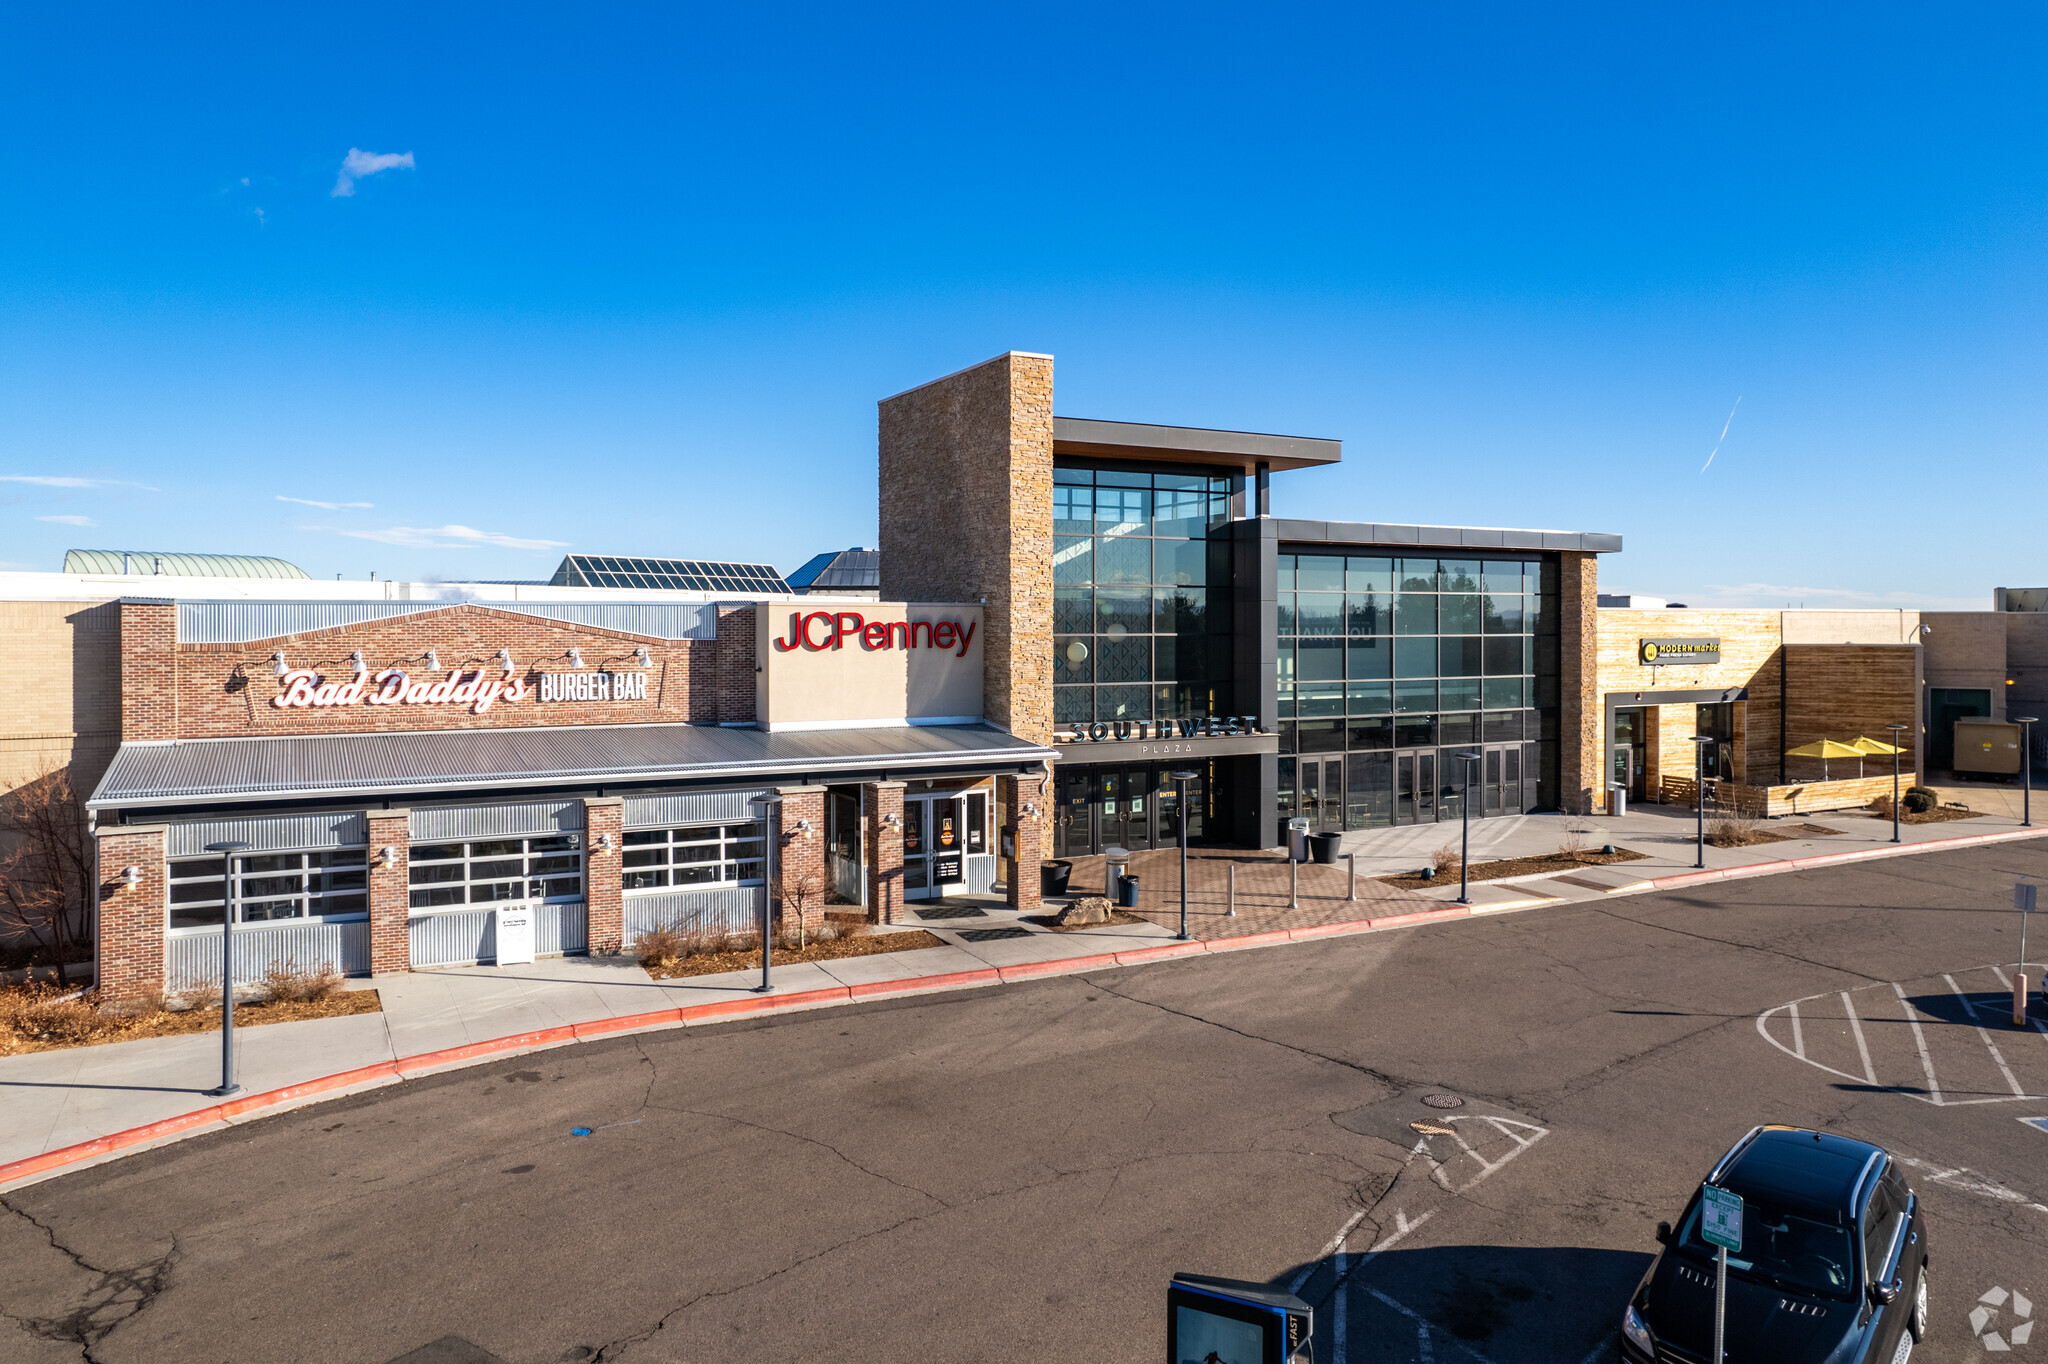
1758, 965, 2047, 1106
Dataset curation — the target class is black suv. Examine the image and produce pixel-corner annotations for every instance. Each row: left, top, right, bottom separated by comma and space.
1621, 1126, 1930, 1363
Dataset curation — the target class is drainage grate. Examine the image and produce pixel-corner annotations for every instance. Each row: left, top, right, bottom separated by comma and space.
917, 905, 988, 921
956, 926, 1034, 942
1420, 1093, 1465, 1109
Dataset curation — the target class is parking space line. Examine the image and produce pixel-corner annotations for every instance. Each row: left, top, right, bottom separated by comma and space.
1288, 1207, 1371, 1292
1893, 982, 1945, 1106
1417, 1319, 1434, 1363
1364, 1285, 1500, 1364
1791, 1000, 1805, 1058
1945, 972, 2030, 1098
1843, 991, 1878, 1084
1370, 1208, 1435, 1253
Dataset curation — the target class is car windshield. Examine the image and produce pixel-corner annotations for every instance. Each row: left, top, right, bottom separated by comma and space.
1676, 1191, 1857, 1299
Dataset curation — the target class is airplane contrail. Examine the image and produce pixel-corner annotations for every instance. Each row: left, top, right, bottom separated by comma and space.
1700, 396, 1742, 474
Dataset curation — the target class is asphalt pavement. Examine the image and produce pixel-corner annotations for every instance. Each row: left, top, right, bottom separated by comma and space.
4, 839, 2047, 1363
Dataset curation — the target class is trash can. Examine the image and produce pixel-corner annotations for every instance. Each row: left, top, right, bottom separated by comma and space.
1117, 874, 1141, 908
1103, 846, 1132, 903
1286, 818, 1311, 862
1608, 782, 1628, 818
1041, 860, 1072, 897
1309, 831, 1342, 865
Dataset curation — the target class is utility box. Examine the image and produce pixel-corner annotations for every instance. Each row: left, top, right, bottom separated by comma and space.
1955, 718, 2023, 777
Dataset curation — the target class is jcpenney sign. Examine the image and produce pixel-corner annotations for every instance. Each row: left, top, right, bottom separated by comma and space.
773, 610, 977, 657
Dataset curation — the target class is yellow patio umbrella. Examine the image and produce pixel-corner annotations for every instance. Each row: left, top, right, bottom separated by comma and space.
1849, 735, 1905, 755
1785, 738, 1867, 780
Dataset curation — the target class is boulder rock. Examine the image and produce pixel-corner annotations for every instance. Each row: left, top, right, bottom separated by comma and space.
1054, 896, 1116, 927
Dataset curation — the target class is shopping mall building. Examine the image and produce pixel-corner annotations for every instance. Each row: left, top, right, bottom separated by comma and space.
6, 351, 2043, 1001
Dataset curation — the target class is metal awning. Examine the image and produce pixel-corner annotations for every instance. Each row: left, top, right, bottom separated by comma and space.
89, 722, 1055, 810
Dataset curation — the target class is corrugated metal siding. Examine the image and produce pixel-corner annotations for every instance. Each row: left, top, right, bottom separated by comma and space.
964, 853, 997, 896
167, 920, 368, 990
623, 885, 763, 945
409, 801, 585, 842
622, 788, 771, 829
536, 901, 588, 956
409, 910, 495, 968
167, 812, 367, 858
176, 599, 717, 644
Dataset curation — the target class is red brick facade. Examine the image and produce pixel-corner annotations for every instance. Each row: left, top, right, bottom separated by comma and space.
996, 773, 1045, 909
119, 603, 179, 742
94, 825, 167, 1005
863, 781, 906, 924
583, 797, 624, 954
366, 811, 411, 975
772, 786, 827, 936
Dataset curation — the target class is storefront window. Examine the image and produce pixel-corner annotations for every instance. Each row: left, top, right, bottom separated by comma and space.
408, 836, 583, 910
620, 823, 765, 891
168, 849, 369, 930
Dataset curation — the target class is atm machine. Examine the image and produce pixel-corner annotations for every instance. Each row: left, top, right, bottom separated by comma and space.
1168, 1272, 1313, 1364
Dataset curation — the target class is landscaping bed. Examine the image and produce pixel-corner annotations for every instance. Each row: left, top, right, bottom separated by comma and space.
1865, 805, 1984, 825
638, 928, 946, 981
1026, 909, 1151, 933
1, 983, 381, 1057
1377, 847, 1646, 891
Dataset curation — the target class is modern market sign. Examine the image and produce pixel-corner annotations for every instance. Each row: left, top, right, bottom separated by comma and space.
272, 667, 647, 716
1639, 637, 1721, 666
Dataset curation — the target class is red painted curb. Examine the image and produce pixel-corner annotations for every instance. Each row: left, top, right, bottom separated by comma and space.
1113, 943, 1208, 966
1645, 824, 2048, 892
1204, 928, 1296, 952
848, 969, 999, 997
1365, 906, 1470, 931
998, 953, 1122, 981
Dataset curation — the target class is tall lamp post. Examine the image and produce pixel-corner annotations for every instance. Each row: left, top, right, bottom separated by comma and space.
1688, 736, 1714, 869
1885, 721, 1911, 843
1170, 769, 1199, 940
749, 795, 779, 994
201, 840, 250, 1097
1454, 752, 1481, 904
2017, 717, 2038, 829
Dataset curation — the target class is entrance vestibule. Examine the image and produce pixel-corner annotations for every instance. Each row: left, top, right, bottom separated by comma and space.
1053, 761, 1206, 859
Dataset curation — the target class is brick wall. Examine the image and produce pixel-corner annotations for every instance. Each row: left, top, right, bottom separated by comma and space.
584, 797, 624, 953
94, 825, 166, 1005
863, 781, 905, 924
997, 773, 1044, 909
877, 352, 1054, 744
366, 811, 410, 975
158, 603, 753, 738
773, 786, 827, 935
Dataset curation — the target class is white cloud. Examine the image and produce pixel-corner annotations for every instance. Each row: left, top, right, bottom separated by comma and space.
324, 524, 568, 551
332, 148, 416, 198
1692, 581, 1987, 612
0, 474, 159, 490
36, 514, 96, 527
278, 495, 372, 511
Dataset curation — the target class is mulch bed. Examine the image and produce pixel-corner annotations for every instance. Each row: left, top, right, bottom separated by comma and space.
1025, 910, 1151, 934
0, 986, 382, 1057
1866, 806, 1984, 825
1783, 823, 1847, 836
1377, 847, 1647, 891
641, 930, 946, 981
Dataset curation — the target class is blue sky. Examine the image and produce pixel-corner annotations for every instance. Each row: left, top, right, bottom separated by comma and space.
2, 4, 2042, 607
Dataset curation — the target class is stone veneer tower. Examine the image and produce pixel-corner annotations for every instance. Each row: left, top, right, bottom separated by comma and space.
877, 352, 1055, 745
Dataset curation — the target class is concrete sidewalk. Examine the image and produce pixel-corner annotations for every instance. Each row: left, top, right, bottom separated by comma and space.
6, 799, 2045, 1191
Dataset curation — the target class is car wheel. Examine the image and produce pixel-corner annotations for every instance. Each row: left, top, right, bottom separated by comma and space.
1910, 1267, 1929, 1343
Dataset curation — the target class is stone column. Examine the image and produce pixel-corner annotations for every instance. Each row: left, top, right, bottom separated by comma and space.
94, 824, 166, 1006
366, 810, 411, 976
1556, 551, 1602, 813
863, 781, 906, 924
583, 797, 624, 954
773, 786, 828, 938
997, 773, 1045, 910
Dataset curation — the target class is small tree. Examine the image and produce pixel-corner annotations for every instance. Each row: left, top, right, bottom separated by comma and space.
782, 869, 823, 950
0, 765, 94, 987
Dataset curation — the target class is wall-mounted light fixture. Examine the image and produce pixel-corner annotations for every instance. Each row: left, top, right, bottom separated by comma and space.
272, 651, 288, 677
350, 650, 367, 676
882, 812, 901, 829
497, 648, 514, 672
1021, 802, 1039, 819
426, 648, 441, 671
792, 818, 814, 839
595, 833, 615, 854
634, 647, 652, 668
377, 846, 396, 866
122, 865, 142, 887
569, 647, 585, 669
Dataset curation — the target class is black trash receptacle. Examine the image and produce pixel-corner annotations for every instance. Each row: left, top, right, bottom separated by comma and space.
1041, 860, 1072, 896
1309, 831, 1342, 865
1117, 874, 1140, 908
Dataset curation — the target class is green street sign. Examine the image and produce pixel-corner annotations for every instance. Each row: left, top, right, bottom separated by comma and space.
1701, 1185, 1743, 1252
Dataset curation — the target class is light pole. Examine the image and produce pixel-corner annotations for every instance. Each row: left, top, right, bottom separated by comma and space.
202, 840, 250, 1097
749, 795, 779, 993
1688, 736, 1714, 869
1454, 752, 1481, 904
1886, 721, 1911, 843
1170, 769, 1199, 940
2017, 717, 2038, 829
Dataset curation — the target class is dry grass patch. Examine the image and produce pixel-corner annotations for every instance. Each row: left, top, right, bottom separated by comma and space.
635, 921, 947, 980
1378, 846, 1647, 890
1705, 815, 1788, 848
0, 980, 380, 1057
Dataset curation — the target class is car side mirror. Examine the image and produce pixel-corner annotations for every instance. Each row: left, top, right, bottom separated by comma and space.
1655, 1222, 1672, 1245
1869, 1277, 1902, 1308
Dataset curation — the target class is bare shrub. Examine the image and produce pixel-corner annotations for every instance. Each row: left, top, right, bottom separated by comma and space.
782, 870, 823, 950
260, 957, 343, 1004
1705, 815, 1771, 848
1558, 824, 1588, 858
635, 927, 687, 969
174, 981, 223, 1013
0, 766, 94, 987
0, 984, 117, 1046
1430, 844, 1463, 879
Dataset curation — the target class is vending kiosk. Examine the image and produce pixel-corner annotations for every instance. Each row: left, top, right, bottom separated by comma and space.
1168, 1272, 1313, 1364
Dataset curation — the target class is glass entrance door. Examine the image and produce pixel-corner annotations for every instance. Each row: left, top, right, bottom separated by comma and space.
1480, 744, 1525, 815
903, 795, 966, 902
1056, 767, 1092, 858
1299, 758, 1344, 832
1393, 751, 1439, 824
1611, 707, 1647, 802
1117, 767, 1156, 850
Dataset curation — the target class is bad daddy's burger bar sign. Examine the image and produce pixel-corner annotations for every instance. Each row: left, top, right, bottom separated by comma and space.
271, 665, 649, 716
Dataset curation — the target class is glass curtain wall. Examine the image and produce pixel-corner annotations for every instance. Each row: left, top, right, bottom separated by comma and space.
1052, 466, 1234, 726
1276, 553, 1557, 828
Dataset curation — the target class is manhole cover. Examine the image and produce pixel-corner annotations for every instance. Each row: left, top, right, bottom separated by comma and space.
1420, 1093, 1465, 1109
956, 926, 1033, 942
917, 906, 988, 921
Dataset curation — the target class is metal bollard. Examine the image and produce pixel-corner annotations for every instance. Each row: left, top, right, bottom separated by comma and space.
1290, 855, 1299, 909
1227, 863, 1237, 917
2018, 972, 2032, 1029
1346, 852, 1357, 902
